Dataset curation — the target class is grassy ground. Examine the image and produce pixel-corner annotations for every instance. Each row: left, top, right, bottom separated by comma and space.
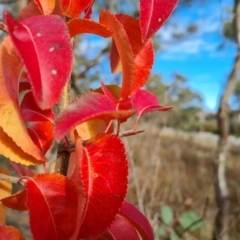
124, 123, 240, 240
1, 123, 240, 239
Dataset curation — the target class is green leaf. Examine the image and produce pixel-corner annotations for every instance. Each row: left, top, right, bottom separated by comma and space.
155, 227, 165, 238
169, 232, 178, 240
179, 211, 203, 231
161, 205, 173, 225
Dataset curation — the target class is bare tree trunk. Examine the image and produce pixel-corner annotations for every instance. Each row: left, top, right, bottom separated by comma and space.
213, 1, 240, 239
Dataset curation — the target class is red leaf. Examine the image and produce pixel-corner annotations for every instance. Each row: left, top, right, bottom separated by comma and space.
21, 91, 54, 123
0, 225, 24, 240
55, 92, 134, 141
61, 0, 94, 18
108, 215, 140, 240
20, 92, 54, 153
78, 134, 128, 239
100, 82, 117, 105
5, 12, 73, 110
19, 1, 42, 21
27, 121, 54, 153
26, 173, 79, 240
1, 189, 27, 211
131, 89, 172, 116
67, 18, 112, 38
120, 201, 154, 240
9, 161, 36, 177
114, 15, 154, 93
33, 0, 55, 15
140, 0, 178, 41
84, 0, 95, 19
110, 39, 122, 74
100, 10, 135, 99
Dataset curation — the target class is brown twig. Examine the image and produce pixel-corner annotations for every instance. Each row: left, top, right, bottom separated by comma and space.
0, 173, 20, 184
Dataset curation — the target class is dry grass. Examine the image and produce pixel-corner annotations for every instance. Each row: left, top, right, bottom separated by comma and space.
1, 122, 240, 239
124, 122, 240, 240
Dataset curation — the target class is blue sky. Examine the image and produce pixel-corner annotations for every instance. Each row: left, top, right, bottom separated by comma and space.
154, 0, 236, 112
0, 1, 235, 112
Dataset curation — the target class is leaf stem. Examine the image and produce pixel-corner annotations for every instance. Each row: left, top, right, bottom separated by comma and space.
0, 173, 20, 184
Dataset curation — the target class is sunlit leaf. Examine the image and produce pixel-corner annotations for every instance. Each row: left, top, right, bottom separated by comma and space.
120, 201, 154, 240
61, 0, 94, 18
67, 18, 112, 38
0, 37, 46, 165
5, 12, 73, 110
55, 92, 134, 141
33, 0, 55, 15
131, 89, 172, 116
139, 0, 178, 41
0, 225, 24, 240
100, 10, 135, 99
78, 134, 128, 239
26, 173, 79, 240
0, 169, 11, 224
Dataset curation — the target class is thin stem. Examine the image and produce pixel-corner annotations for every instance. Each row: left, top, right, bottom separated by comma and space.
55, 36, 73, 175
0, 173, 20, 184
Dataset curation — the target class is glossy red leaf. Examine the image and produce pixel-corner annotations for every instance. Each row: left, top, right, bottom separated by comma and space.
5, 12, 73, 110
0, 225, 24, 240
1, 189, 27, 211
21, 91, 54, 123
100, 10, 135, 99
26, 173, 79, 240
9, 161, 36, 177
33, 0, 55, 15
67, 18, 112, 38
55, 92, 134, 141
78, 134, 128, 239
120, 201, 154, 240
108, 215, 140, 240
20, 92, 54, 153
131, 89, 172, 116
27, 121, 54, 153
61, 0, 93, 18
114, 15, 154, 93
140, 0, 178, 41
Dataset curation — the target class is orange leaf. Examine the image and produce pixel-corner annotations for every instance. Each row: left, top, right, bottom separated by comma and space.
0, 169, 12, 224
100, 10, 135, 99
0, 225, 24, 240
0, 37, 46, 165
61, 0, 94, 18
1, 189, 27, 211
67, 18, 112, 38
34, 0, 55, 15
115, 14, 154, 93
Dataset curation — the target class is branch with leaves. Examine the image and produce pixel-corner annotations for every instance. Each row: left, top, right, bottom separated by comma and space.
0, 0, 178, 239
